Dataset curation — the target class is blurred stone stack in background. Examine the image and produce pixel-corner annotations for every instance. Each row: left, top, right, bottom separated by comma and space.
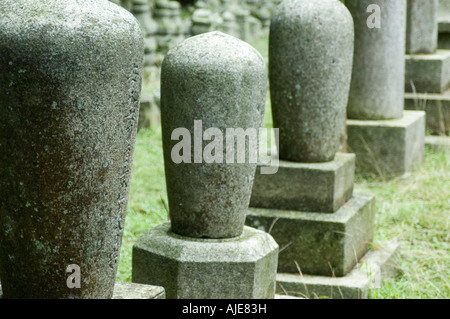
109, 0, 281, 131
111, 0, 279, 58
404, 0, 450, 150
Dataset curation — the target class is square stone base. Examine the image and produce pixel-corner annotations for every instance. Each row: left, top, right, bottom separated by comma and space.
404, 90, 450, 135
405, 50, 450, 93
0, 282, 165, 299
275, 241, 401, 299
250, 153, 355, 213
246, 193, 375, 277
132, 223, 279, 299
112, 282, 165, 299
347, 111, 426, 179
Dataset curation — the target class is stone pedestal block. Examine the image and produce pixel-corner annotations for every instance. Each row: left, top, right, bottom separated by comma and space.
405, 90, 450, 135
405, 50, 450, 93
347, 111, 426, 178
275, 241, 401, 299
132, 223, 279, 299
0, 282, 166, 299
250, 153, 355, 213
246, 193, 375, 277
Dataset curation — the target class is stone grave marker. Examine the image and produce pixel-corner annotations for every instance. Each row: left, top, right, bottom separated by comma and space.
345, 0, 426, 178
246, 0, 401, 299
0, 0, 162, 299
132, 31, 279, 299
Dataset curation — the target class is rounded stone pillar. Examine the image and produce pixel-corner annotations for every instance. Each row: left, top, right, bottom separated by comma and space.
346, 0, 407, 120
0, 0, 144, 299
160, 31, 267, 239
406, 0, 439, 54
269, 0, 355, 162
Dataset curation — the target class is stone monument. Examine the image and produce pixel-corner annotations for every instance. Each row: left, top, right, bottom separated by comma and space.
246, 0, 397, 299
0, 0, 162, 299
404, 0, 450, 138
132, 31, 279, 299
345, 0, 425, 178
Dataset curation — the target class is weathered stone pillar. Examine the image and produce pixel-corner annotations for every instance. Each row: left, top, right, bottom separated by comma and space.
345, 0, 425, 178
132, 32, 278, 299
346, 0, 406, 120
269, 0, 354, 162
0, 0, 144, 298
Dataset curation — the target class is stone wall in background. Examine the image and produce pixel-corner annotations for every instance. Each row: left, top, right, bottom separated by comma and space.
111, 0, 280, 67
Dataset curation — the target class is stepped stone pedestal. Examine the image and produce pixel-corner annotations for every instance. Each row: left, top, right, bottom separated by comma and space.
404, 0, 449, 144
404, 90, 450, 136
405, 50, 450, 94
275, 241, 401, 299
248, 192, 375, 277
347, 111, 426, 178
250, 153, 355, 213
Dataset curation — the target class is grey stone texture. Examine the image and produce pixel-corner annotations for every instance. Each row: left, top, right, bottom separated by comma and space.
270, 0, 354, 162
275, 241, 401, 299
346, 0, 407, 120
132, 223, 279, 299
112, 282, 165, 299
250, 153, 355, 213
406, 0, 439, 54
347, 111, 426, 178
160, 31, 267, 238
405, 49, 450, 93
0, 0, 144, 298
404, 90, 450, 135
246, 193, 375, 277
0, 283, 166, 299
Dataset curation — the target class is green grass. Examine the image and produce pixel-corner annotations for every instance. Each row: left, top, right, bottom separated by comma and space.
117, 33, 449, 298
357, 149, 450, 299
